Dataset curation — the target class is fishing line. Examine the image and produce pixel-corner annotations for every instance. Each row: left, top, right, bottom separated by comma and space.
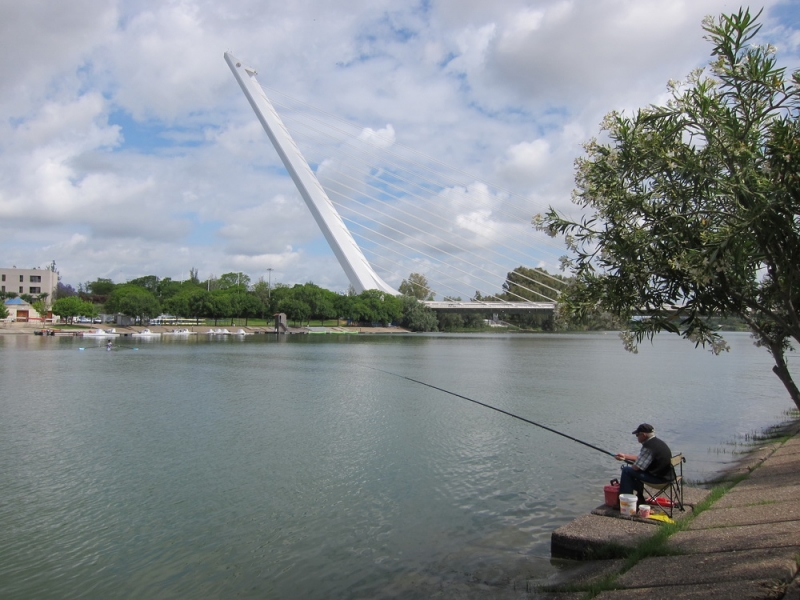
368, 366, 617, 459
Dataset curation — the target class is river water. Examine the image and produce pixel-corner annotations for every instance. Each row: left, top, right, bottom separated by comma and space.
0, 331, 794, 598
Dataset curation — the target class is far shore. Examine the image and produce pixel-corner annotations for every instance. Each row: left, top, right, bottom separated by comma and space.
0, 323, 410, 335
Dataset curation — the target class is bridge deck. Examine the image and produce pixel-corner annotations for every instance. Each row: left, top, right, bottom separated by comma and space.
422, 301, 554, 313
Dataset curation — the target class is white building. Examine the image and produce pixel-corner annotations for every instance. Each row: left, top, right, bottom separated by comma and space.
0, 266, 58, 302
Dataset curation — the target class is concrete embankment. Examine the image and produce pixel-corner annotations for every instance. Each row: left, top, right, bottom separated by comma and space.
543, 421, 800, 599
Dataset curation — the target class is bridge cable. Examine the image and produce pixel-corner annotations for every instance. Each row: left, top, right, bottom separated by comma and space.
271, 94, 570, 278
318, 168, 565, 297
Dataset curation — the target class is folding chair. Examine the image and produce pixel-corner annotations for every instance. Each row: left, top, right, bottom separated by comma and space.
643, 454, 685, 518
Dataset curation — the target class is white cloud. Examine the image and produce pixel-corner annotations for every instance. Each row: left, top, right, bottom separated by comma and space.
0, 0, 796, 295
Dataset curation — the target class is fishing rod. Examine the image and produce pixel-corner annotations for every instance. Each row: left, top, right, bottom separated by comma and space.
369, 366, 618, 459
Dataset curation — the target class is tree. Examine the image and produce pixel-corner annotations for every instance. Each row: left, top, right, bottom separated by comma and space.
208, 292, 232, 325
51, 297, 96, 323
104, 285, 161, 322
279, 297, 311, 326
187, 290, 216, 324
32, 299, 49, 324
155, 277, 185, 301
128, 275, 159, 293
163, 290, 192, 320
0, 304, 8, 320
87, 278, 115, 297
500, 267, 567, 302
219, 272, 250, 291
334, 294, 357, 325
291, 283, 339, 324
252, 278, 273, 317
399, 296, 438, 332
236, 294, 264, 326
357, 290, 402, 326
537, 9, 800, 408
399, 272, 434, 300
438, 312, 464, 331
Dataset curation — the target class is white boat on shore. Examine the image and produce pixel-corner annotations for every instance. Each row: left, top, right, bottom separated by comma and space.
163, 328, 197, 336
132, 329, 161, 338
207, 328, 231, 335
82, 328, 120, 338
233, 329, 252, 335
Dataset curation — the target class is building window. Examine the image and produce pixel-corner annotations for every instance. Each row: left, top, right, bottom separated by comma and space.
1, 285, 4, 292
29, 287, 41, 294
1, 274, 5, 281
30, 275, 41, 283
19, 286, 23, 293
19, 275, 24, 282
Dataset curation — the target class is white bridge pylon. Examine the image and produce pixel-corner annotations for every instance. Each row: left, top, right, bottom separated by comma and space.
225, 52, 397, 295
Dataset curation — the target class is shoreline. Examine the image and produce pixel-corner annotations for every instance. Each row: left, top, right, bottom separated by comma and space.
703, 412, 800, 486
0, 323, 411, 335
543, 414, 800, 598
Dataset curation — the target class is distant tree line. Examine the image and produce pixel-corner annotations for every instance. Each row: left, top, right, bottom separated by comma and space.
21, 267, 641, 333
45, 270, 445, 331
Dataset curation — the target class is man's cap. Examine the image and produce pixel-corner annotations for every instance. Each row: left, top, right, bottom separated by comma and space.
632, 423, 654, 434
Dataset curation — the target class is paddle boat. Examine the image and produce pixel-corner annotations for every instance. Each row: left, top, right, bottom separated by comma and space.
82, 328, 119, 337
163, 328, 196, 336
132, 329, 161, 338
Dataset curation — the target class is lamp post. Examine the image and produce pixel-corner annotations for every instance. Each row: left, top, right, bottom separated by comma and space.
267, 268, 273, 301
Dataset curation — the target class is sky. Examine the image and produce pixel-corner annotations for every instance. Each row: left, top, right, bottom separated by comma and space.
1, 0, 798, 294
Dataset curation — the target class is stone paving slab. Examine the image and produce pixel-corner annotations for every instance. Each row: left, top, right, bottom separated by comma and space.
614, 547, 798, 588
688, 500, 800, 529
736, 473, 800, 491
747, 460, 800, 482
668, 520, 800, 553
593, 579, 786, 599
775, 437, 800, 456
550, 514, 654, 559
778, 435, 800, 447
714, 483, 800, 508
752, 451, 800, 468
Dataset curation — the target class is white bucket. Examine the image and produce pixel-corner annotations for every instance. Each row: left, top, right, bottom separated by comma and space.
619, 494, 638, 516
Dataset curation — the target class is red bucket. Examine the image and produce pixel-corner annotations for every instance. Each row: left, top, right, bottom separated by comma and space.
604, 483, 620, 508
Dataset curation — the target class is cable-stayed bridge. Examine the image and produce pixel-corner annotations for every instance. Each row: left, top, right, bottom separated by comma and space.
225, 53, 564, 311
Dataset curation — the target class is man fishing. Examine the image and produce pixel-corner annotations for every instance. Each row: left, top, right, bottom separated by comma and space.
614, 423, 673, 506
